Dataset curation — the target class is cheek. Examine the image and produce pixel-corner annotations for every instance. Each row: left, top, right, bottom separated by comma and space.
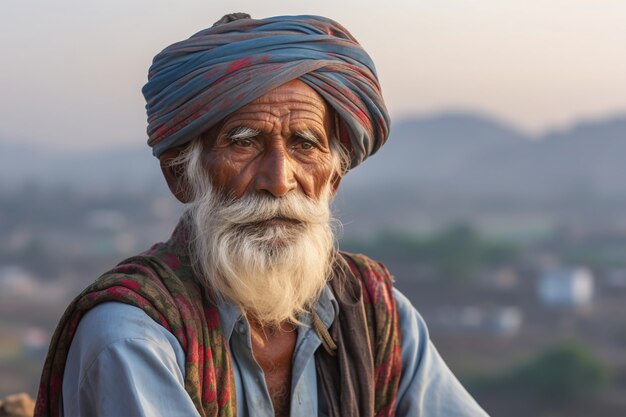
300, 158, 335, 197
203, 152, 253, 196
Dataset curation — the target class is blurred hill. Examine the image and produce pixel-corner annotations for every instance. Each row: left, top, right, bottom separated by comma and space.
0, 143, 160, 192
346, 112, 626, 199
341, 112, 626, 235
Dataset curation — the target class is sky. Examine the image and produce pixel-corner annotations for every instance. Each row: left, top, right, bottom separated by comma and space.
1, 0, 626, 151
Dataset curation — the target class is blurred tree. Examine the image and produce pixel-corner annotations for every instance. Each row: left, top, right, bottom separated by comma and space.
341, 222, 519, 284
430, 223, 481, 283
477, 341, 611, 401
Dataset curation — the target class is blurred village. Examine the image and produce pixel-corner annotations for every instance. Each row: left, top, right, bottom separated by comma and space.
2, 112, 626, 417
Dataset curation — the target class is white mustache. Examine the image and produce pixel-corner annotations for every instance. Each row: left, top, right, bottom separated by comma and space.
216, 191, 331, 226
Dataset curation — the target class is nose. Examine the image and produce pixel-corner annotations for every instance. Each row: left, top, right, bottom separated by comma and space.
254, 146, 297, 197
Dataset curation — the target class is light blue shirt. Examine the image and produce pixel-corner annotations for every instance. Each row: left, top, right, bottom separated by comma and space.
62, 286, 488, 416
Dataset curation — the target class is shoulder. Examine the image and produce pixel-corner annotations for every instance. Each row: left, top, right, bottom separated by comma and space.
62, 303, 195, 416
391, 287, 430, 357
64, 302, 185, 381
388, 287, 490, 416
339, 251, 393, 282
339, 251, 395, 303
338, 254, 430, 359
337, 252, 399, 323
73, 302, 175, 348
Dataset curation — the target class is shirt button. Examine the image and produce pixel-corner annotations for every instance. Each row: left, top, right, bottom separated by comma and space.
238, 323, 246, 334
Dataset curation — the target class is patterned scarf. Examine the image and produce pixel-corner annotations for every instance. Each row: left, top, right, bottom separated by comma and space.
34, 220, 400, 416
318, 253, 403, 417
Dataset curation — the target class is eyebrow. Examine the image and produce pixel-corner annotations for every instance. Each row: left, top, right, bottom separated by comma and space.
226, 126, 261, 141
294, 129, 323, 147
225, 126, 325, 147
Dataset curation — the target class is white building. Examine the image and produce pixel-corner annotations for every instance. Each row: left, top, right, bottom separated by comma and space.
538, 267, 594, 308
487, 307, 523, 336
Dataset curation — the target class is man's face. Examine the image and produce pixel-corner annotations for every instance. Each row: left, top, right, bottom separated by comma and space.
200, 79, 337, 204
172, 79, 344, 326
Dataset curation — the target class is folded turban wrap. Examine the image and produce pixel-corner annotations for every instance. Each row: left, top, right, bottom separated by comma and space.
142, 14, 390, 169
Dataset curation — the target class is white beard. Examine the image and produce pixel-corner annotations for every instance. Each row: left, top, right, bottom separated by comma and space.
184, 145, 337, 327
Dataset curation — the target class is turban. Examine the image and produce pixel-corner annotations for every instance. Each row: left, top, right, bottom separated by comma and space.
142, 14, 390, 169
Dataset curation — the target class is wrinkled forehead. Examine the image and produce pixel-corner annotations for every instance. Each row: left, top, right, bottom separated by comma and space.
189, 80, 333, 149
218, 79, 335, 137
232, 80, 334, 126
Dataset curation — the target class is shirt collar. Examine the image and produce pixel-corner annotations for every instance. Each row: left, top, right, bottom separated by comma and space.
313, 284, 339, 329
216, 297, 243, 343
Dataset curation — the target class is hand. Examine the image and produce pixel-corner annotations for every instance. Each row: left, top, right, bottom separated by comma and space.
0, 393, 35, 417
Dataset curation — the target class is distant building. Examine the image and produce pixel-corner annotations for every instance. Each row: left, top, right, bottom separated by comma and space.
435, 305, 523, 336
22, 327, 49, 357
605, 268, 626, 289
480, 266, 519, 290
487, 307, 523, 336
538, 267, 594, 308
0, 265, 68, 303
0, 265, 38, 298
85, 209, 126, 231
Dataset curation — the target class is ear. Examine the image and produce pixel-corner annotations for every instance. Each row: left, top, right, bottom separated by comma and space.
160, 148, 191, 203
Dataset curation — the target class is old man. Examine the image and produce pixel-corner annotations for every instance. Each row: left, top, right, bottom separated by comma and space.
35, 13, 488, 417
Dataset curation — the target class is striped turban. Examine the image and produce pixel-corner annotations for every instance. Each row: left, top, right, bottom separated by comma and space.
142, 14, 390, 169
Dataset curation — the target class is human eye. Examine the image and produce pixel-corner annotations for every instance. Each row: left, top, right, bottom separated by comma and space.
225, 126, 260, 149
293, 131, 322, 151
299, 140, 315, 150
231, 138, 254, 147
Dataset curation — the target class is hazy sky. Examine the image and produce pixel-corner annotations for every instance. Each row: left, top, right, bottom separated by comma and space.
2, 0, 625, 150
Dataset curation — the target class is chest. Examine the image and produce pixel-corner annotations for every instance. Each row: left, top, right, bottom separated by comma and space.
228, 317, 325, 417
250, 326, 297, 417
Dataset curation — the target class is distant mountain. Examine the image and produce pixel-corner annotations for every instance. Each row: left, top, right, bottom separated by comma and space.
0, 143, 165, 192
531, 116, 626, 196
345, 113, 626, 200
346, 112, 528, 185
327, 112, 626, 234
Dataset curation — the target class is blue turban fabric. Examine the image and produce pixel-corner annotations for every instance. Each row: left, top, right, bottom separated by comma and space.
142, 15, 390, 169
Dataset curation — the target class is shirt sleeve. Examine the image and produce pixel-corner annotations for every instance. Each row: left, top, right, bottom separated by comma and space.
62, 302, 200, 417
393, 288, 490, 417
